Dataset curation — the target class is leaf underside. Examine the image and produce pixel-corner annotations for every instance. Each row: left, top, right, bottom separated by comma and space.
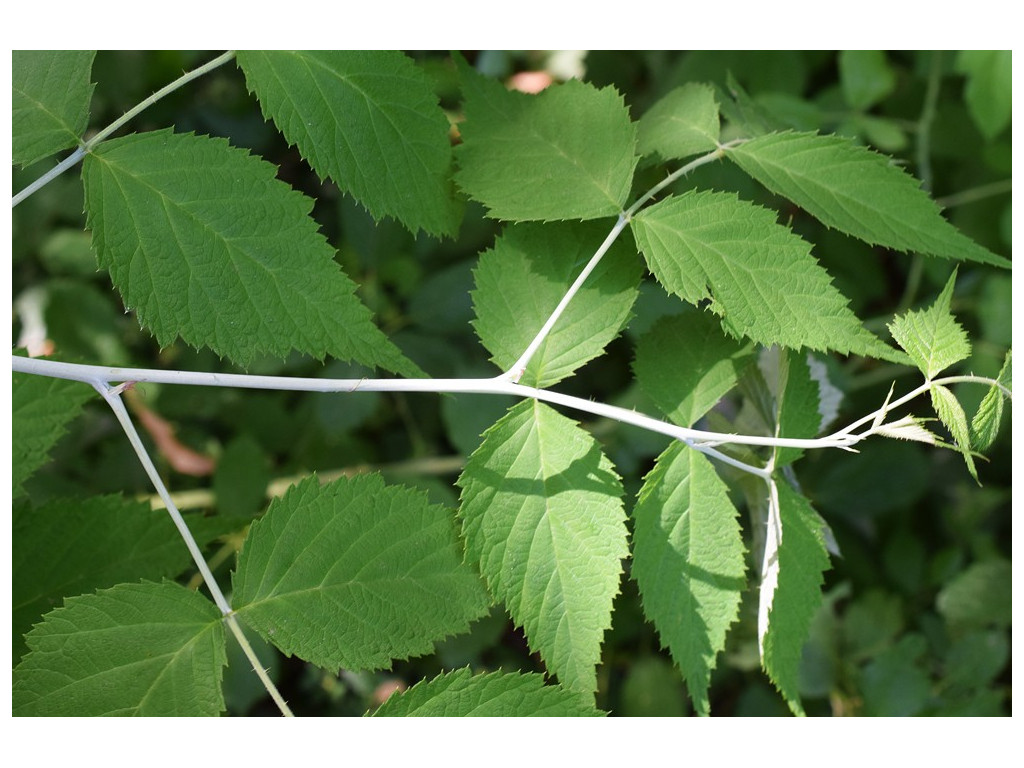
457, 400, 628, 697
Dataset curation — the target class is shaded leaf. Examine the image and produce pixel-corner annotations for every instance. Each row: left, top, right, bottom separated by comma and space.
455, 61, 637, 221
12, 368, 92, 500
13, 50, 94, 167
956, 51, 1012, 140
726, 131, 1009, 267
471, 221, 641, 387
457, 400, 628, 697
838, 50, 895, 110
370, 667, 603, 717
632, 443, 746, 715
631, 190, 902, 361
236, 50, 459, 237
971, 349, 1011, 452
232, 474, 491, 671
12, 495, 211, 664
637, 83, 720, 161
936, 559, 1012, 629
633, 312, 753, 428
83, 129, 420, 375
13, 581, 226, 716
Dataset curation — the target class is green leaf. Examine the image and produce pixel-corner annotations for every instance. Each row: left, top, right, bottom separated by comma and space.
236, 51, 459, 237
936, 559, 1012, 629
13, 581, 226, 716
631, 190, 902, 361
457, 400, 628, 697
760, 482, 831, 716
888, 271, 971, 379
632, 443, 746, 715
232, 474, 491, 671
12, 369, 92, 500
369, 667, 604, 717
971, 349, 1011, 451
767, 348, 823, 467
12, 495, 206, 664
838, 50, 896, 111
213, 435, 270, 518
726, 131, 1009, 268
637, 83, 720, 161
13, 50, 95, 167
956, 51, 1012, 140
471, 221, 641, 387
633, 312, 753, 428
454, 62, 637, 221
83, 129, 420, 375
930, 384, 978, 481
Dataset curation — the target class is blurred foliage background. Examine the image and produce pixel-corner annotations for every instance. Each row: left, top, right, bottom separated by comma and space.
12, 50, 1011, 716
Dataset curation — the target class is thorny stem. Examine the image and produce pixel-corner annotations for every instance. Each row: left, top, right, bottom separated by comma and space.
12, 51, 237, 208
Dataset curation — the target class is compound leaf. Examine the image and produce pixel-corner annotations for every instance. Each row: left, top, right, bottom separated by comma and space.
13, 580, 226, 716
631, 190, 902, 361
471, 221, 642, 387
760, 481, 830, 716
12, 495, 212, 664
13, 50, 95, 167
370, 667, 604, 717
637, 83, 720, 162
633, 312, 753, 428
632, 443, 746, 715
12, 368, 92, 500
455, 62, 637, 221
232, 474, 491, 671
888, 271, 971, 379
83, 129, 419, 375
236, 50, 459, 237
457, 400, 628, 697
726, 131, 1009, 268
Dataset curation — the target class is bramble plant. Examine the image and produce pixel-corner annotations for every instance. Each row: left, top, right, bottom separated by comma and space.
12, 50, 1011, 716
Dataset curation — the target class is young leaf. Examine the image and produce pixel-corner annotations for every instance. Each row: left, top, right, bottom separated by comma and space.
631, 443, 746, 716
457, 400, 628, 697
471, 221, 642, 387
726, 132, 1009, 268
760, 481, 831, 716
236, 51, 460, 237
930, 384, 978, 482
631, 190, 903, 362
637, 83, 720, 162
232, 474, 491, 671
12, 495, 208, 664
971, 349, 1011, 451
454, 62, 637, 221
13, 50, 95, 167
13, 581, 226, 716
12, 369, 92, 500
369, 667, 604, 717
83, 129, 420, 375
955, 51, 1012, 140
633, 313, 752, 428
888, 271, 971, 379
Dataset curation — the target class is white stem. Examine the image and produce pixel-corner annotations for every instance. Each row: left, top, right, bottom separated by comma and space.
502, 214, 630, 383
